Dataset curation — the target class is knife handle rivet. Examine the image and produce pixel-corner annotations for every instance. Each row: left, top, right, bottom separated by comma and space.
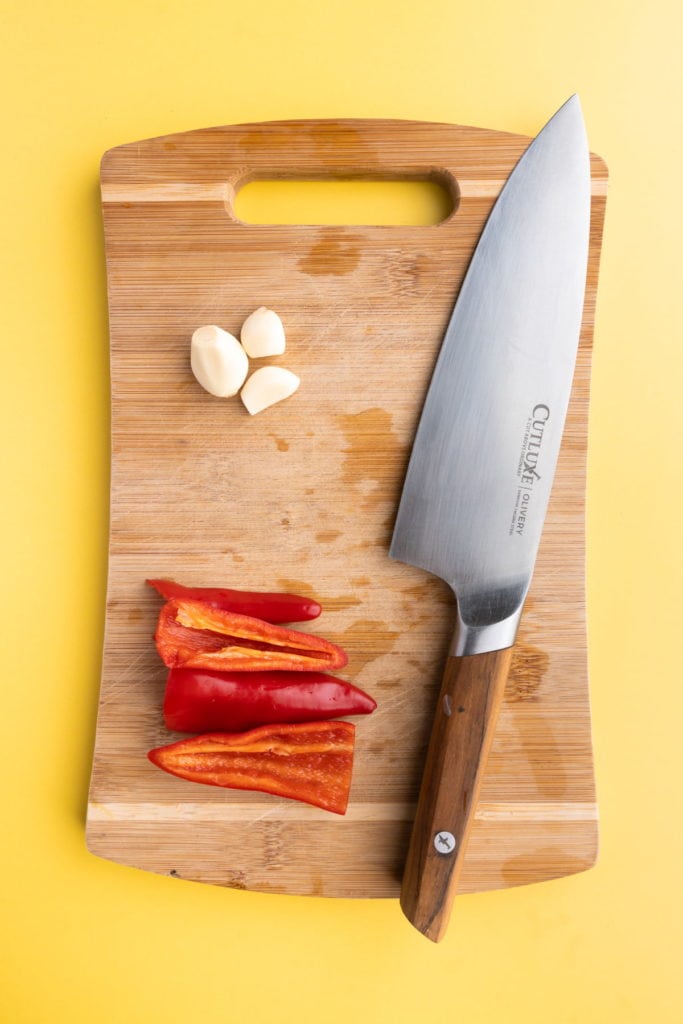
434, 831, 456, 855
442, 695, 452, 716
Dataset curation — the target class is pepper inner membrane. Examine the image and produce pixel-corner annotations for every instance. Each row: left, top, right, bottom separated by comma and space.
166, 613, 325, 660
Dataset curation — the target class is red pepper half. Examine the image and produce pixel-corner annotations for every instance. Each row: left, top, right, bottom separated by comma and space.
154, 597, 348, 672
146, 578, 321, 623
148, 721, 355, 814
163, 667, 377, 733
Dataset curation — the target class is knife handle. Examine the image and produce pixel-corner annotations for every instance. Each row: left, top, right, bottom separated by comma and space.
400, 647, 513, 942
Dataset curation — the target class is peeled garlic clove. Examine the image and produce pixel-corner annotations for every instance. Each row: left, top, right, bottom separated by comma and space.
191, 325, 248, 397
240, 307, 286, 358
240, 366, 300, 415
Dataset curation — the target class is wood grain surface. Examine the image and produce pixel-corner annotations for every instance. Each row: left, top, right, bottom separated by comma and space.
86, 118, 608, 898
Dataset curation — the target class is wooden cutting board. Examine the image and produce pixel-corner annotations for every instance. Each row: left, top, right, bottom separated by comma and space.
86, 118, 608, 897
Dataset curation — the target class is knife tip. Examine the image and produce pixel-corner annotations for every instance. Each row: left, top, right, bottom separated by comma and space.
560, 93, 583, 119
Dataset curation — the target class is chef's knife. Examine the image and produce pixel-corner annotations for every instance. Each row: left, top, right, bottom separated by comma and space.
390, 96, 591, 942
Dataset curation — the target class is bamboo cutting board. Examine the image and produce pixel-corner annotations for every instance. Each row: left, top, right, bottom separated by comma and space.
86, 118, 608, 897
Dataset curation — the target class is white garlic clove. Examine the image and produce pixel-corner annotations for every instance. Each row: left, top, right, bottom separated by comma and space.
240, 307, 286, 358
240, 366, 300, 415
190, 325, 249, 397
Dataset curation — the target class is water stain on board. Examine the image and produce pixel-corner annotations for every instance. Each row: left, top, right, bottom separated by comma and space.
387, 253, 430, 297
500, 849, 593, 888
238, 125, 309, 154
315, 530, 342, 544
309, 120, 380, 169
323, 619, 400, 675
401, 579, 455, 606
505, 642, 568, 798
297, 228, 362, 276
321, 595, 363, 612
309, 873, 325, 897
223, 549, 245, 563
506, 643, 550, 703
277, 578, 319, 601
237, 121, 379, 170
338, 408, 406, 513
276, 578, 360, 613
221, 873, 248, 891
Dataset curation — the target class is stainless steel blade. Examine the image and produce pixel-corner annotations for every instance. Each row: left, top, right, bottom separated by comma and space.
390, 96, 591, 655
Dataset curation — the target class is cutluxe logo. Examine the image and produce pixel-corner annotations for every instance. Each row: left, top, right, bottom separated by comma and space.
509, 404, 550, 538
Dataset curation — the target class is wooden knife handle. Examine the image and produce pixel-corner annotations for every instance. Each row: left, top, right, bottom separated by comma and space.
400, 647, 513, 942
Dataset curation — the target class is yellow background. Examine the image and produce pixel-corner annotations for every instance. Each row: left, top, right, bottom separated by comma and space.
1, 1, 681, 1021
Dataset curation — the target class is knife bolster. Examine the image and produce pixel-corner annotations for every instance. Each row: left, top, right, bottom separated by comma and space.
450, 603, 523, 656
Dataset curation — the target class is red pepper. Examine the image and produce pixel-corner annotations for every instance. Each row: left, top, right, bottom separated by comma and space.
146, 578, 321, 624
163, 667, 376, 733
148, 721, 355, 814
154, 597, 348, 672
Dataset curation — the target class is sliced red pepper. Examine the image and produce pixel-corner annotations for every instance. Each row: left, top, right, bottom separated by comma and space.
148, 721, 355, 814
163, 667, 376, 733
154, 597, 348, 672
146, 578, 321, 624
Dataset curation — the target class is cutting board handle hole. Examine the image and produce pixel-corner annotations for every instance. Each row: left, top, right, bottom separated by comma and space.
231, 175, 457, 226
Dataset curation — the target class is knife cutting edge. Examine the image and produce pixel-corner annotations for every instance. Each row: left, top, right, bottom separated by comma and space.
389, 95, 591, 941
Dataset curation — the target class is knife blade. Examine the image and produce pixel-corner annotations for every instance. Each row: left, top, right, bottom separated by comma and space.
390, 95, 591, 941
